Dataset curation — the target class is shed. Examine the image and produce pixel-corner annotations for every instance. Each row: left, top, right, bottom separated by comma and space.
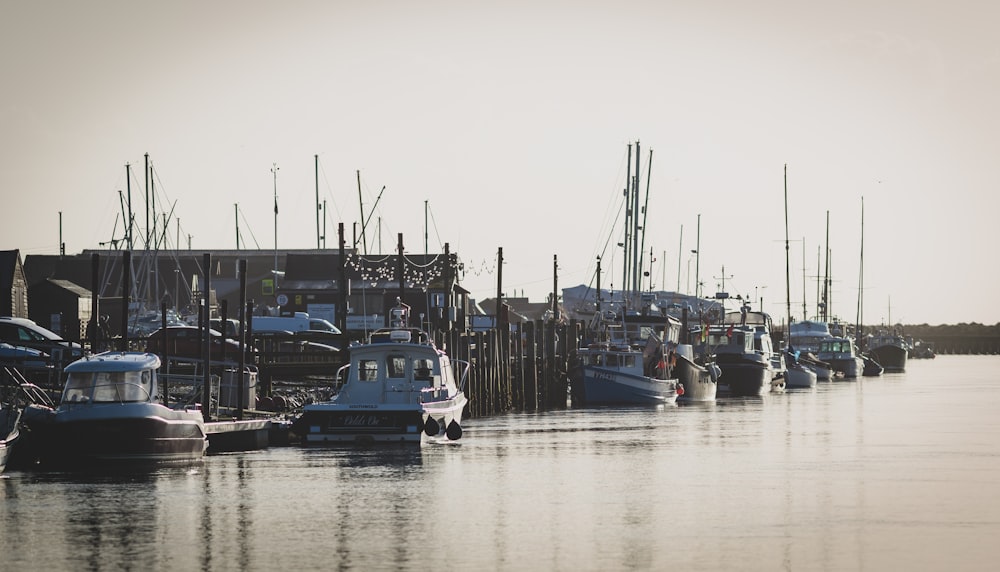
0, 250, 29, 318
28, 278, 93, 342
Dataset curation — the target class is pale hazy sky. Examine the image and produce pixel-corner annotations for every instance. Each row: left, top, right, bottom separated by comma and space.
3, 1, 997, 325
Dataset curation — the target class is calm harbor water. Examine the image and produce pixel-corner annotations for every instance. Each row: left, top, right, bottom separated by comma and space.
3, 355, 999, 571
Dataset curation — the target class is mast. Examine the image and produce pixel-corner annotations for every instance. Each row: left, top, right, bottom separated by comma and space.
856, 196, 865, 342
638, 147, 652, 292
357, 170, 367, 254
784, 164, 792, 327
315, 155, 321, 249
822, 210, 830, 322
622, 143, 632, 304
632, 141, 641, 293
695, 214, 701, 299
802, 237, 807, 321
676, 224, 683, 292
272, 163, 279, 278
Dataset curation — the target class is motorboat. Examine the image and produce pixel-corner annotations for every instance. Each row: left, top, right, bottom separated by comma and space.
815, 337, 864, 379
865, 330, 908, 372
698, 322, 773, 397
23, 352, 207, 467
776, 350, 817, 389
0, 401, 20, 473
291, 301, 468, 445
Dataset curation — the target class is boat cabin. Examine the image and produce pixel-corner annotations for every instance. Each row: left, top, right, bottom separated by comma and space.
61, 352, 161, 405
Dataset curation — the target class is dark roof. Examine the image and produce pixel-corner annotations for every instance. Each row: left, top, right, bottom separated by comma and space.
0, 250, 20, 293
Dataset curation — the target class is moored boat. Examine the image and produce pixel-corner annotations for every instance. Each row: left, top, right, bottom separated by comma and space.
24, 352, 207, 467
673, 344, 719, 402
815, 337, 864, 379
573, 336, 683, 406
865, 331, 908, 372
291, 301, 468, 445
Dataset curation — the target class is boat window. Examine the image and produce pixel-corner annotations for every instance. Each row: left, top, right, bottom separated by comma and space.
62, 373, 93, 402
386, 355, 406, 378
414, 358, 434, 380
358, 359, 379, 382
91, 370, 152, 403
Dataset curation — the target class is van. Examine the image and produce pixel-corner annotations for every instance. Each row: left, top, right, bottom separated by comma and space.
250, 313, 341, 335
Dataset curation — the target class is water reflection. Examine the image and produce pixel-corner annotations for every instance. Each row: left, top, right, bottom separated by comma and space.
2, 357, 999, 570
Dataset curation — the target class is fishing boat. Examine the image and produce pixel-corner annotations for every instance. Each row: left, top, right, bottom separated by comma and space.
697, 313, 775, 397
865, 330, 908, 372
573, 334, 683, 406
291, 301, 468, 445
24, 352, 207, 467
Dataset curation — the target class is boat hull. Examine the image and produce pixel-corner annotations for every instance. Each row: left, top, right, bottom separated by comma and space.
294, 394, 467, 445
867, 344, 907, 372
715, 356, 772, 396
31, 413, 207, 467
782, 364, 818, 388
579, 366, 679, 405
674, 356, 718, 402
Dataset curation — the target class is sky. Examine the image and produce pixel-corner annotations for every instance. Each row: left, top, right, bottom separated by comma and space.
2, 0, 998, 326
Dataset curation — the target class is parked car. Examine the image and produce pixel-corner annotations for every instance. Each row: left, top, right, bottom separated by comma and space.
0, 342, 50, 368
0, 316, 85, 361
145, 326, 256, 363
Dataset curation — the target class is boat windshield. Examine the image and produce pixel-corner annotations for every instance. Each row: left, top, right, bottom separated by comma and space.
62, 370, 153, 403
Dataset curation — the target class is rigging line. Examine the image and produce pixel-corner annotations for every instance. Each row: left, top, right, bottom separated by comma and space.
236, 205, 262, 249
425, 202, 445, 252
316, 158, 345, 221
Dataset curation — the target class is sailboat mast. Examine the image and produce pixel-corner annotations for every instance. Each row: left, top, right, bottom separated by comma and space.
632, 141, 641, 293
639, 148, 653, 293
856, 197, 865, 341
802, 237, 807, 321
357, 169, 367, 255
622, 143, 632, 304
315, 155, 321, 249
822, 210, 830, 322
784, 164, 792, 327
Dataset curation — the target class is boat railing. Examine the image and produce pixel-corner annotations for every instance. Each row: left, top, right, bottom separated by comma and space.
453, 359, 470, 392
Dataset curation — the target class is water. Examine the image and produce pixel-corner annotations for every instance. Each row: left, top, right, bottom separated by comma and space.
3, 355, 999, 571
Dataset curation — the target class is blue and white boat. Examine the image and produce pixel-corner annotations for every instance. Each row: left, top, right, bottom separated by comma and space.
573, 331, 683, 406
26, 352, 207, 466
292, 301, 469, 445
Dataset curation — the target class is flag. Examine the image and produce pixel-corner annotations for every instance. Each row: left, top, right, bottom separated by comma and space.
700, 324, 708, 343
726, 324, 734, 337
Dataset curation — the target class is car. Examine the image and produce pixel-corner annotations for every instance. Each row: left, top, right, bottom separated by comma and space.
0, 341, 50, 368
144, 326, 256, 363
0, 316, 85, 362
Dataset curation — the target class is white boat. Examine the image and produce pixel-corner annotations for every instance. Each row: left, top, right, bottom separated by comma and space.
0, 401, 21, 473
573, 336, 683, 406
26, 352, 207, 466
673, 344, 719, 402
292, 301, 469, 445
775, 351, 817, 389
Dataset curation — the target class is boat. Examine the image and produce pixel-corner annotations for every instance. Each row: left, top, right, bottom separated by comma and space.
23, 352, 207, 467
861, 353, 884, 377
865, 330, 908, 372
815, 337, 864, 379
776, 350, 817, 389
0, 401, 20, 473
673, 343, 719, 402
573, 333, 683, 406
696, 307, 776, 397
291, 301, 469, 445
